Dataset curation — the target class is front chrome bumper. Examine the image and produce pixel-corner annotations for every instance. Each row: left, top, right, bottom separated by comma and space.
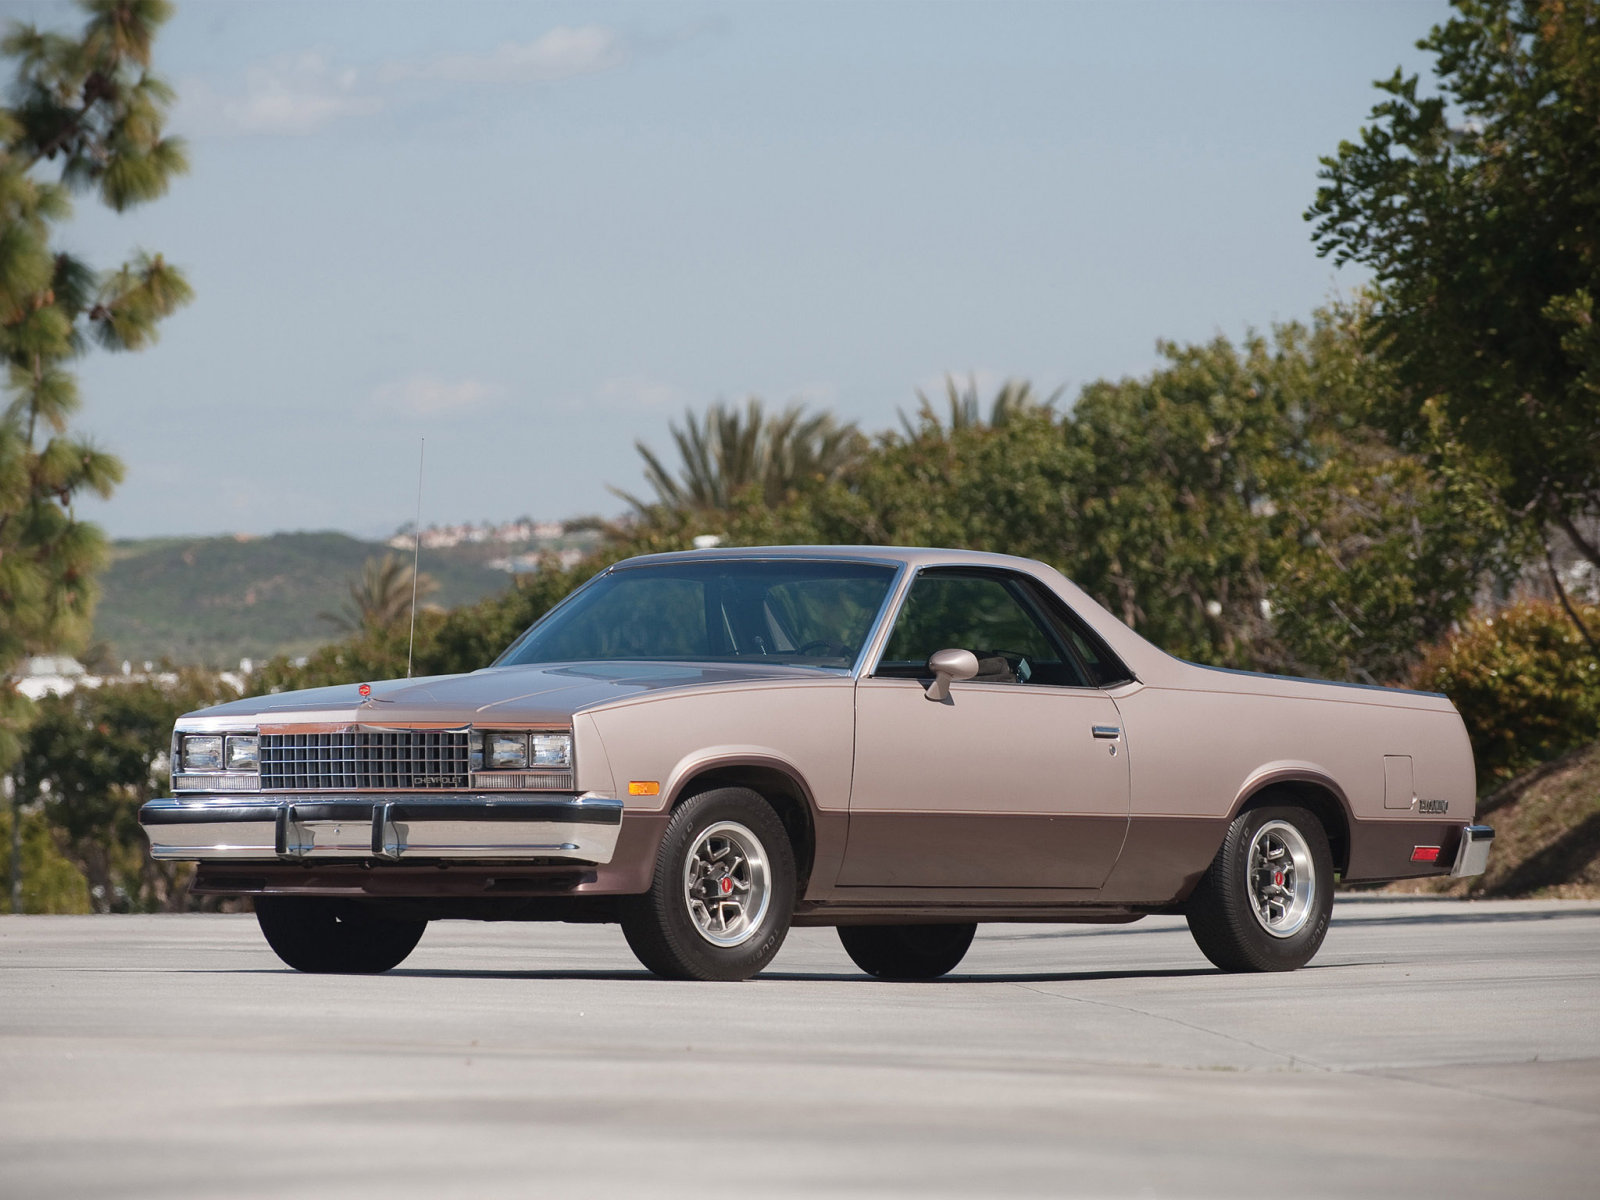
1450, 824, 1495, 878
140, 793, 624, 865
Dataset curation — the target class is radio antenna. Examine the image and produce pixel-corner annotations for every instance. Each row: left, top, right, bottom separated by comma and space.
407, 438, 425, 679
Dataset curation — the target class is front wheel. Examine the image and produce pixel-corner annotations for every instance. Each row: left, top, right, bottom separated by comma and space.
1185, 805, 1334, 972
620, 787, 796, 981
254, 896, 427, 974
838, 923, 976, 980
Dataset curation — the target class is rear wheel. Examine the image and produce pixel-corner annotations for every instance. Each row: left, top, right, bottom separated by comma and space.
838, 923, 976, 980
254, 896, 426, 974
1185, 805, 1333, 972
620, 787, 796, 981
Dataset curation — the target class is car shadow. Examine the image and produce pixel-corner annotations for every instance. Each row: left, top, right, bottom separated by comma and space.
762, 966, 1225, 984
374, 964, 1230, 984
993, 904, 1600, 941
1329, 906, 1600, 928
389, 967, 660, 981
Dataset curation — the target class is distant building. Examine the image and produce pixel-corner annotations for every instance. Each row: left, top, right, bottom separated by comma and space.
16, 656, 92, 700
392, 518, 578, 551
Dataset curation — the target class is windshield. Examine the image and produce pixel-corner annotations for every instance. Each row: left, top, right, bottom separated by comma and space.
496, 559, 898, 670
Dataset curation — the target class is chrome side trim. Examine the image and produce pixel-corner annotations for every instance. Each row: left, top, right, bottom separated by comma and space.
140, 793, 624, 865
1450, 824, 1494, 877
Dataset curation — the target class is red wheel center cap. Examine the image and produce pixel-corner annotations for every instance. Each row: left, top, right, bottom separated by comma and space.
719, 877, 733, 895
1274, 871, 1285, 887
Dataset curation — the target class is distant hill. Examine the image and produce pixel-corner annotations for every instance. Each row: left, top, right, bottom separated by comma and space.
91, 531, 528, 669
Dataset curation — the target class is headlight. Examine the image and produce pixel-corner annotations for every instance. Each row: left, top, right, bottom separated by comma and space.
530, 733, 571, 767
481, 731, 572, 772
225, 735, 258, 770
488, 733, 529, 769
181, 735, 223, 771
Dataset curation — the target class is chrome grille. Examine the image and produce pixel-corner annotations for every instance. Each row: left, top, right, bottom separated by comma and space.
259, 729, 471, 791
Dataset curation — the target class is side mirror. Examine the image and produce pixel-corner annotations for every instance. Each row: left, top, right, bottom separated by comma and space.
924, 647, 979, 702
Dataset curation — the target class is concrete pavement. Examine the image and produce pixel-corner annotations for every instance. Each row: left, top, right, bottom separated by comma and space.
2, 896, 1597, 1198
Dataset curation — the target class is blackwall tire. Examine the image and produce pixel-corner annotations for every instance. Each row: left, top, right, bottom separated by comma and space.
838, 923, 976, 980
254, 896, 427, 974
619, 787, 796, 981
1185, 804, 1334, 973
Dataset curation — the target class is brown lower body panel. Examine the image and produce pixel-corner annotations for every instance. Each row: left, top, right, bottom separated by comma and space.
833, 812, 1128, 890
1344, 817, 1466, 883
1097, 816, 1228, 905
1091, 812, 1467, 902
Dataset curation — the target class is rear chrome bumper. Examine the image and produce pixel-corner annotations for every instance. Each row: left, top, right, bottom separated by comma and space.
140, 794, 624, 865
1451, 824, 1495, 878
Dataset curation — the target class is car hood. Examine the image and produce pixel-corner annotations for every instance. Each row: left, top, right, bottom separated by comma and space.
184, 661, 848, 727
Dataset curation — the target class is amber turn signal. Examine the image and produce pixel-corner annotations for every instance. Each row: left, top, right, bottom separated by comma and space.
628, 781, 660, 796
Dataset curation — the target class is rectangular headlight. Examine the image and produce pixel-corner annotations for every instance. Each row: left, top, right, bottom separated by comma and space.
225, 735, 258, 770
530, 733, 572, 768
181, 735, 223, 771
488, 733, 529, 769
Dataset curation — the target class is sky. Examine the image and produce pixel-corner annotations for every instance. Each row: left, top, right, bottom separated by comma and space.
7, 0, 1452, 541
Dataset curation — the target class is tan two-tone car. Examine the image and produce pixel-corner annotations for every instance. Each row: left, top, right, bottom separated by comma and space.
141, 546, 1492, 981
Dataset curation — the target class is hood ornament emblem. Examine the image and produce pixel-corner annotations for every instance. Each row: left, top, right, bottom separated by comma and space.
359, 684, 372, 698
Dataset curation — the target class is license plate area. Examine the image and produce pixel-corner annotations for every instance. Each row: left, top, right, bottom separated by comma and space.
275, 806, 372, 858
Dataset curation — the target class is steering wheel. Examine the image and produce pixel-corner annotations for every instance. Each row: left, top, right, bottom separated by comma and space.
798, 639, 849, 658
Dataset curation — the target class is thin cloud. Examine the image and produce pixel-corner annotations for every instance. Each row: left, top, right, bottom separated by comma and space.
177, 25, 627, 138
389, 26, 627, 85
583, 375, 691, 412
369, 376, 504, 419
177, 51, 382, 136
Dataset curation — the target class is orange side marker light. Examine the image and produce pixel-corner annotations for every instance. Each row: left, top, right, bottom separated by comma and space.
628, 781, 660, 797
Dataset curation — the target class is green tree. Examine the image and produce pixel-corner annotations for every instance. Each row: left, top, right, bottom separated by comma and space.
747, 315, 1505, 681
1414, 598, 1600, 784
1307, 0, 1600, 642
0, 0, 190, 784
321, 552, 439, 635
0, 797, 92, 913
14, 670, 236, 911
615, 398, 866, 516
1065, 314, 1507, 680
898, 375, 1063, 437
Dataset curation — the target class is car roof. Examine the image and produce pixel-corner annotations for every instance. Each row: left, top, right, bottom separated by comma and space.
611, 545, 1048, 571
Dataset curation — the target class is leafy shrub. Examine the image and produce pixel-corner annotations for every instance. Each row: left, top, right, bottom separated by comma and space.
1414, 601, 1600, 786
0, 806, 92, 914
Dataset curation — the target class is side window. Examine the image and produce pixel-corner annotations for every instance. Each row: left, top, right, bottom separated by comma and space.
875, 571, 1088, 686
1024, 583, 1136, 687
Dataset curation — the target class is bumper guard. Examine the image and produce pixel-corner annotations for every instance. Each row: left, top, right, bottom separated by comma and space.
1450, 824, 1495, 878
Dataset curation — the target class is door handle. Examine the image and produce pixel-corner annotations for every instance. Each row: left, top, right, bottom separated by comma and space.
1092, 725, 1121, 739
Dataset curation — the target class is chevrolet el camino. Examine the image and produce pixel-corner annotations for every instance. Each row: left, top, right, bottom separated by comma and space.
141, 547, 1492, 981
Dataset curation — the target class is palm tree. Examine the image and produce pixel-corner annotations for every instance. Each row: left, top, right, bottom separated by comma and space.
615, 398, 866, 515
899, 375, 1064, 438
322, 554, 438, 634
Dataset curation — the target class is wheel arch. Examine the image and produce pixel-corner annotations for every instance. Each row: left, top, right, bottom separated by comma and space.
666, 756, 820, 895
1229, 769, 1352, 878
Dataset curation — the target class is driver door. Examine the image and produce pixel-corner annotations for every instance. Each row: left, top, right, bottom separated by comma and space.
840, 568, 1130, 890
